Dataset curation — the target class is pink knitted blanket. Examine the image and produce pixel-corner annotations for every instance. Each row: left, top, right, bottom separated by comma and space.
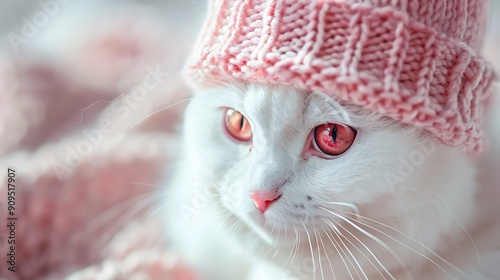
0, 13, 196, 280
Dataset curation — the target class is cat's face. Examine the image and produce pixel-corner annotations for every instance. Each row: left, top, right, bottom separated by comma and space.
181, 83, 466, 248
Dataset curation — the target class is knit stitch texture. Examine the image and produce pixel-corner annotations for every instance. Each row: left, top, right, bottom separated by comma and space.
187, 0, 496, 154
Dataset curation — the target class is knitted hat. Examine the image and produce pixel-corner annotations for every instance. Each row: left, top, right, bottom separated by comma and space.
186, 0, 496, 154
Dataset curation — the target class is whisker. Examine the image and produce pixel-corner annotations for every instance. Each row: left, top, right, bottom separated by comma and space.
295, 224, 302, 264
435, 193, 482, 265
117, 98, 193, 141
308, 90, 352, 123
147, 201, 170, 219
405, 213, 428, 278
321, 227, 355, 280
127, 181, 162, 188
322, 219, 363, 279
322, 218, 367, 280
286, 225, 298, 264
335, 208, 468, 280
273, 227, 282, 258
323, 201, 360, 217
82, 192, 158, 235
301, 218, 317, 280
290, 224, 301, 264
328, 217, 392, 280
78, 80, 144, 124
320, 207, 412, 280
318, 228, 336, 280
313, 227, 325, 280
99, 194, 161, 244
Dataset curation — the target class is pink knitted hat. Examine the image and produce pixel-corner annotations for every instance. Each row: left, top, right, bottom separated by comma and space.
186, 0, 496, 154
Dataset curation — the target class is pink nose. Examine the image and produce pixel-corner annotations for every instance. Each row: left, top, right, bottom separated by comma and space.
250, 191, 282, 213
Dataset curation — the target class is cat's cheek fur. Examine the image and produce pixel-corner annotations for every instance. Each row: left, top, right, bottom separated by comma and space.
164, 84, 484, 280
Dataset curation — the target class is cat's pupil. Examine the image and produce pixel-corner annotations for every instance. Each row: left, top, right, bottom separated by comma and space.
239, 115, 245, 130
331, 124, 338, 143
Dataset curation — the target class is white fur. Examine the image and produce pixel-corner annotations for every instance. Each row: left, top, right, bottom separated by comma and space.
164, 84, 500, 280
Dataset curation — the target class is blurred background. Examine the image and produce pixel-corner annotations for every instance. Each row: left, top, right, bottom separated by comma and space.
1, 0, 499, 62
0, 0, 205, 35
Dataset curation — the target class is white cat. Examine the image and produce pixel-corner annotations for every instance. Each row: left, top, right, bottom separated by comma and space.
164, 83, 500, 280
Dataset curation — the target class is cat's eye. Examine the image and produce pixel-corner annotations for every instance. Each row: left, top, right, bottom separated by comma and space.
313, 123, 356, 156
224, 108, 252, 142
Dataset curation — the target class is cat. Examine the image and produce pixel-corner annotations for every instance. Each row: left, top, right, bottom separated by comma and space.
163, 83, 500, 280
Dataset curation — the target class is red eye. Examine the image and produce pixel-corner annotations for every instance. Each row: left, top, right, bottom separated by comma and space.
313, 123, 356, 156
224, 109, 252, 142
